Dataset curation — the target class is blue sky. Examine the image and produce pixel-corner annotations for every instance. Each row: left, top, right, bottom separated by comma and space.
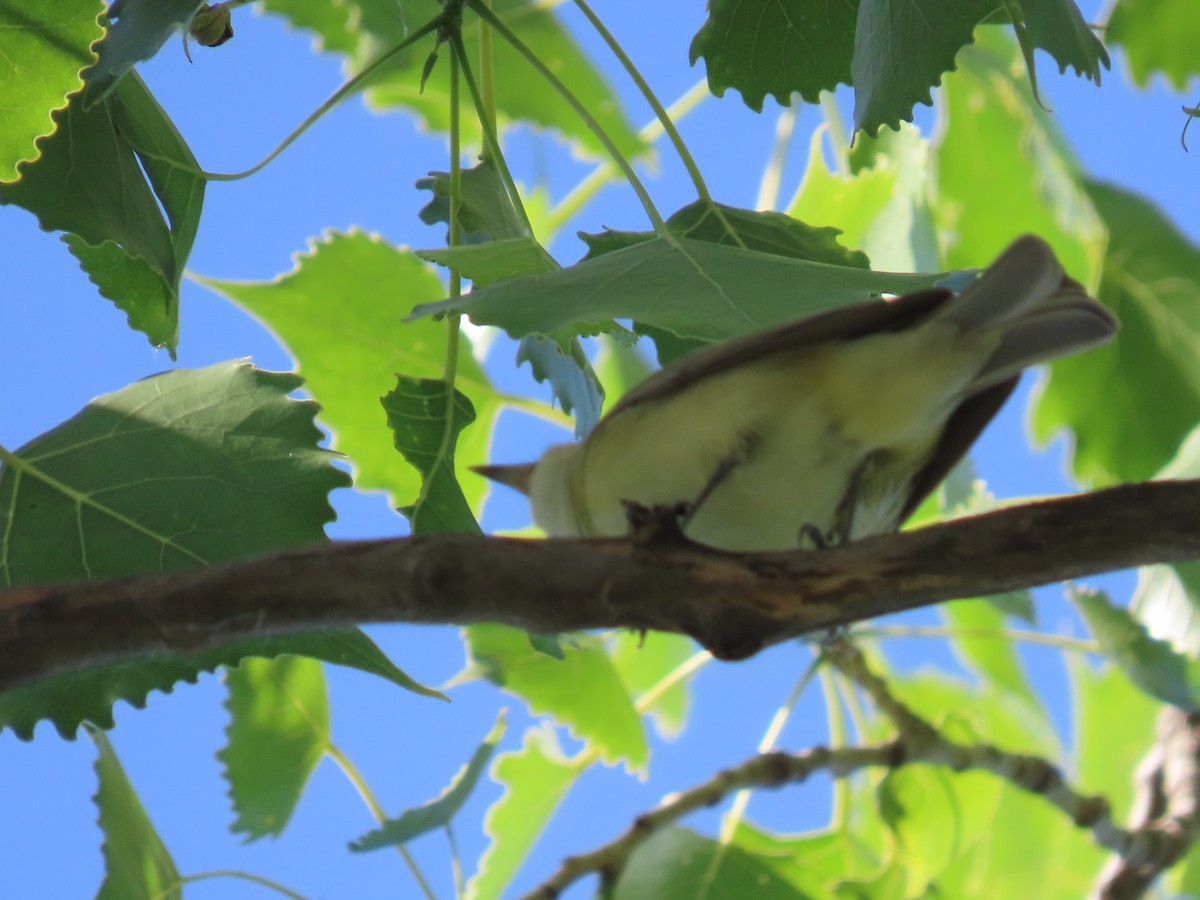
0, 2, 1195, 897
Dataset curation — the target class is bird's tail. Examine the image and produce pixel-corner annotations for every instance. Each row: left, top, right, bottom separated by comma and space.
934, 235, 1118, 389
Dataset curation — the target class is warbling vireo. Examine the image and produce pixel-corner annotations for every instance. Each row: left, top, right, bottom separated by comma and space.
475, 236, 1118, 551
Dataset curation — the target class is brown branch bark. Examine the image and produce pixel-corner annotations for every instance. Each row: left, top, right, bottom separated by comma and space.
1, 480, 1198, 693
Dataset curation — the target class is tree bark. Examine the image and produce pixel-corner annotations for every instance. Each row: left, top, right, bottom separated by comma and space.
2, 480, 1198, 693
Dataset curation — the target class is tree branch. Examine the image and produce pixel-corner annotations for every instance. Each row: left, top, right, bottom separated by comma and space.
520, 639, 1142, 899
1, 480, 1198, 692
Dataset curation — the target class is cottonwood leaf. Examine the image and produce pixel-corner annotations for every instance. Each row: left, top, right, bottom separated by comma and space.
221, 656, 329, 840
466, 624, 647, 770
1107, 0, 1200, 90
92, 727, 181, 900
1032, 181, 1200, 486
936, 34, 1104, 281
689, 0, 854, 108
202, 231, 501, 514
613, 828, 805, 899
466, 728, 576, 900
1073, 588, 1200, 710
0, 362, 368, 739
1, 72, 203, 352
0, 0, 104, 182
0, 629, 442, 741
416, 235, 947, 347
350, 711, 506, 851
383, 376, 481, 535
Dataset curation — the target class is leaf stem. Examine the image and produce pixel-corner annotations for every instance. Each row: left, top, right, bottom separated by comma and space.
819, 91, 850, 176
128, 16, 445, 181
544, 79, 709, 235
172, 869, 309, 900
858, 623, 1100, 653
464, 0, 666, 234
448, 33, 536, 237
327, 743, 438, 900
756, 106, 798, 211
717, 651, 823, 843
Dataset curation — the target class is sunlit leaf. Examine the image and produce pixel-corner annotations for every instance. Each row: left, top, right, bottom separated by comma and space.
466, 727, 577, 899
466, 624, 647, 769
1107, 0, 1200, 90
1033, 181, 1200, 486
613, 828, 806, 898
221, 656, 330, 840
0, 0, 104, 183
202, 231, 502, 514
92, 727, 181, 900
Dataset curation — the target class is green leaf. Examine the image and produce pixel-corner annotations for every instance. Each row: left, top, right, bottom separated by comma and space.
1131, 563, 1200, 656
262, 0, 644, 162
382, 376, 481, 535
0, 362, 347, 585
852, 0, 998, 136
609, 631, 697, 740
1107, 0, 1200, 90
466, 624, 647, 769
792, 125, 939, 273
1008, 0, 1109, 107
221, 656, 330, 840
936, 32, 1104, 282
613, 828, 806, 899
418, 239, 559, 288
514, 337, 604, 438
416, 161, 531, 244
416, 235, 950, 346
1073, 587, 1200, 710
0, 0, 104, 183
0, 628, 442, 742
0, 72, 204, 351
350, 711, 506, 851
689, 0, 854, 108
1032, 181, 1200, 486
1071, 655, 1160, 822
84, 0, 204, 103
91, 727, 181, 900
201, 231, 502, 514
729, 823, 882, 891
466, 727, 577, 900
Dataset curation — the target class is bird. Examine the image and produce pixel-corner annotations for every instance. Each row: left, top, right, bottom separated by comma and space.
473, 235, 1118, 552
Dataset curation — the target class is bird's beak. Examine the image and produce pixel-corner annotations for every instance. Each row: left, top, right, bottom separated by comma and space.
470, 462, 536, 496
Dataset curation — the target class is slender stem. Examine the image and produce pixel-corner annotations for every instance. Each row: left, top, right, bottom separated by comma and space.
171, 869, 308, 900
717, 651, 822, 842
478, 0, 497, 152
328, 744, 437, 900
858, 623, 1100, 653
544, 79, 709, 235
819, 91, 849, 176
131, 17, 444, 181
447, 824, 465, 900
819, 664, 850, 826
449, 33, 536, 237
756, 106, 797, 211
465, 0, 666, 234
570, 0, 704, 201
